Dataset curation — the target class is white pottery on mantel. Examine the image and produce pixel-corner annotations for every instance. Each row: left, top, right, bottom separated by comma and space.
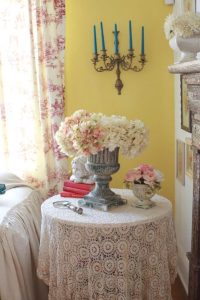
169, 35, 179, 52
169, 35, 200, 63
177, 35, 200, 63
169, 36, 181, 64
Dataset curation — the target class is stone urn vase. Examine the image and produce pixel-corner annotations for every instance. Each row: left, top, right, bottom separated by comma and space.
169, 35, 180, 52
172, 35, 200, 63
169, 35, 200, 63
78, 147, 126, 211
132, 183, 156, 209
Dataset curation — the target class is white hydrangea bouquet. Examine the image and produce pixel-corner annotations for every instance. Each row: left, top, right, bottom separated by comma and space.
55, 109, 148, 158
164, 12, 200, 40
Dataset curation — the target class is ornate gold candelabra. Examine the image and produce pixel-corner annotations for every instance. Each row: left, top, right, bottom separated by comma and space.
91, 30, 147, 95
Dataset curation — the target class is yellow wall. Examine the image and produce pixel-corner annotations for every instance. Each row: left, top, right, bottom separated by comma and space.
65, 0, 175, 202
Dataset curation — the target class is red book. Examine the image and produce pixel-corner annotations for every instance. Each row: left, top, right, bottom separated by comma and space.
60, 191, 84, 198
63, 186, 90, 196
64, 180, 94, 191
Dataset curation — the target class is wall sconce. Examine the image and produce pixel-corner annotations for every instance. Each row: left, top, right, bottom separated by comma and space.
91, 21, 147, 95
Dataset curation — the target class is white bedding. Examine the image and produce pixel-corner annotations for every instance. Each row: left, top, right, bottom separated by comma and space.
0, 174, 48, 300
0, 187, 33, 223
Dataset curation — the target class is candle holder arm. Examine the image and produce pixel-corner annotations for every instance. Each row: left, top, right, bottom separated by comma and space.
91, 53, 116, 72
121, 53, 147, 72
130, 54, 147, 72
120, 55, 133, 71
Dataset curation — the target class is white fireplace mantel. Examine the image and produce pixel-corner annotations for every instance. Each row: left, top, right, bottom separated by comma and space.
168, 60, 200, 74
169, 58, 200, 300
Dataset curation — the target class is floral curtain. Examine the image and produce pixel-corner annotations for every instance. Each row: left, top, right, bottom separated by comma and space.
0, 0, 68, 197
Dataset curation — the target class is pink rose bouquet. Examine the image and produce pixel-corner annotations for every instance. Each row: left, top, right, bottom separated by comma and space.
124, 164, 164, 189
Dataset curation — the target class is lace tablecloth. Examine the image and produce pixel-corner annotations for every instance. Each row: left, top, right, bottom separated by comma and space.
37, 189, 177, 300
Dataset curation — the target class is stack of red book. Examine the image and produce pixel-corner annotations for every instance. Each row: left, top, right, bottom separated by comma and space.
60, 180, 94, 198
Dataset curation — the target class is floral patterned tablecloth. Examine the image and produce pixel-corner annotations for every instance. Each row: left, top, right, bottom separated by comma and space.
37, 189, 177, 300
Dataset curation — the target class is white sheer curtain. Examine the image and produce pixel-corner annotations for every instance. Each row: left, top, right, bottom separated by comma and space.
0, 0, 67, 196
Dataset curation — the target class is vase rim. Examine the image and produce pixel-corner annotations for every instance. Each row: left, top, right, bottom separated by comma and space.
176, 34, 200, 39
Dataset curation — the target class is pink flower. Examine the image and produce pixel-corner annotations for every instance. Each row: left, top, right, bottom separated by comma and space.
143, 170, 156, 184
93, 128, 101, 138
124, 164, 164, 187
125, 169, 141, 182
139, 164, 153, 173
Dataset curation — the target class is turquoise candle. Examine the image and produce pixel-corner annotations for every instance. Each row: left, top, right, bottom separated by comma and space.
114, 23, 118, 54
129, 20, 133, 50
100, 21, 105, 50
93, 25, 97, 54
141, 26, 145, 55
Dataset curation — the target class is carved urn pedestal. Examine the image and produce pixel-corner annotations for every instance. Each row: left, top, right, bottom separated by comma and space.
78, 147, 126, 211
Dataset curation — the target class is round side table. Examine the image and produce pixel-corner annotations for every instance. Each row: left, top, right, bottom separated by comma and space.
37, 189, 177, 300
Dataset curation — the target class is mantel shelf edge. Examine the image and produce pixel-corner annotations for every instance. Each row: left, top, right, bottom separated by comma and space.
168, 60, 200, 74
